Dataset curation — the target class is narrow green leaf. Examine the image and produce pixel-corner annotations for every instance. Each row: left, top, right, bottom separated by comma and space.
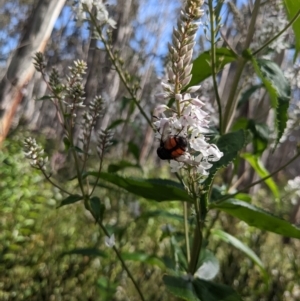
251, 58, 291, 145
238, 84, 262, 108
283, 1, 300, 58
251, 57, 278, 108
247, 120, 269, 155
188, 48, 238, 88
211, 199, 300, 238
121, 252, 165, 269
120, 97, 134, 114
89, 172, 193, 202
63, 137, 71, 151
139, 210, 184, 222
35, 95, 54, 101
192, 278, 243, 301
234, 193, 252, 203
203, 130, 247, 188
89, 196, 105, 222
163, 275, 199, 301
60, 248, 107, 257
97, 277, 117, 298
241, 153, 279, 199
128, 142, 140, 161
74, 146, 84, 154
163, 275, 243, 301
57, 194, 82, 208
258, 59, 291, 146
211, 229, 268, 280
107, 160, 141, 173
196, 249, 219, 280
107, 119, 125, 130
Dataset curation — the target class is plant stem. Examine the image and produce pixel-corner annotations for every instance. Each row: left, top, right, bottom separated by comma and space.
84, 195, 146, 301
98, 222, 146, 301
188, 217, 202, 275
208, 0, 223, 134
252, 9, 300, 56
41, 170, 72, 196
216, 151, 300, 204
183, 201, 191, 264
223, 0, 261, 133
175, 172, 191, 264
188, 178, 203, 275
88, 11, 152, 128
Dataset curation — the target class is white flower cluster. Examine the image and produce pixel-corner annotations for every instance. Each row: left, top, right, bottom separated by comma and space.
77, 0, 116, 29
285, 176, 300, 205
154, 88, 223, 175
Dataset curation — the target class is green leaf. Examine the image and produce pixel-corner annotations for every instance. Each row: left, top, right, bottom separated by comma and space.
251, 58, 278, 108
241, 153, 279, 199
232, 119, 269, 154
203, 130, 247, 188
211, 199, 300, 238
74, 146, 84, 154
89, 196, 105, 222
238, 84, 262, 108
251, 58, 291, 145
107, 160, 141, 173
121, 96, 132, 110
107, 119, 125, 130
163, 275, 243, 301
60, 248, 107, 257
247, 120, 269, 155
234, 193, 252, 203
57, 194, 82, 208
196, 249, 219, 280
188, 48, 238, 88
163, 275, 200, 301
89, 172, 193, 202
121, 252, 165, 269
192, 278, 243, 301
139, 210, 184, 222
283, 1, 300, 59
211, 229, 268, 280
128, 142, 140, 162
97, 277, 117, 299
35, 95, 54, 101
63, 137, 71, 151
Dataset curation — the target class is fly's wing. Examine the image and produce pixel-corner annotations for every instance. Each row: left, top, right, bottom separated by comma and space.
160, 119, 171, 142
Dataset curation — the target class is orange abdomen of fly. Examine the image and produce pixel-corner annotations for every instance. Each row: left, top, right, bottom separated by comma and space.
157, 136, 187, 160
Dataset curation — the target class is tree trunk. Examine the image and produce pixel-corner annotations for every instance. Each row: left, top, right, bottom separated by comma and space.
0, 0, 66, 144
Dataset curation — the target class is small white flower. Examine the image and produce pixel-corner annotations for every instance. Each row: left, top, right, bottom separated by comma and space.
186, 85, 201, 93
105, 234, 115, 248
153, 105, 169, 116
170, 160, 185, 173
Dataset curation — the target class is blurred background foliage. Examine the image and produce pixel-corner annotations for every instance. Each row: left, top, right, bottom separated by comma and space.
1, 133, 300, 301
1, 0, 300, 300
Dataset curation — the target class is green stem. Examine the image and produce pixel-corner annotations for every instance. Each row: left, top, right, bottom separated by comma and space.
188, 218, 202, 275
252, 8, 300, 56
204, 211, 220, 241
183, 202, 191, 264
84, 197, 146, 301
216, 151, 300, 204
208, 0, 223, 134
88, 11, 152, 128
175, 172, 191, 265
188, 178, 203, 275
67, 120, 85, 195
98, 222, 146, 301
223, 0, 261, 133
89, 144, 105, 197
41, 170, 72, 196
